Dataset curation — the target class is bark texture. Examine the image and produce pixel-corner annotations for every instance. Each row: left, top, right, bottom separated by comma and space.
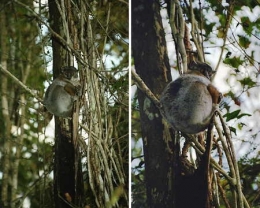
132, 0, 176, 207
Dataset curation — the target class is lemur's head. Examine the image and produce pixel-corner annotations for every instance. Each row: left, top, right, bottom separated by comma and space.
188, 61, 215, 79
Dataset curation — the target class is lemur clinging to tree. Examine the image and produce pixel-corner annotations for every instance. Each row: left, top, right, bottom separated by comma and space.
43, 66, 81, 118
160, 61, 222, 134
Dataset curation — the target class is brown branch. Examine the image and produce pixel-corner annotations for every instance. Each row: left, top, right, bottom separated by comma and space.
216, 110, 245, 208
131, 69, 161, 109
169, 0, 188, 72
189, 0, 204, 62
214, 116, 235, 178
205, 119, 214, 207
217, 173, 231, 208
188, 134, 236, 185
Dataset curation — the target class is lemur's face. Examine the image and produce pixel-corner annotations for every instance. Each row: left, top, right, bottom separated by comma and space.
188, 61, 215, 79
61, 66, 78, 80
202, 67, 215, 79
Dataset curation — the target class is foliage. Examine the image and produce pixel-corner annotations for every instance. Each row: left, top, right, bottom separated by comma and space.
239, 153, 260, 207
0, 1, 51, 207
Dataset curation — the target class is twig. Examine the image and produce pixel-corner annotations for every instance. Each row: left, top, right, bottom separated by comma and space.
217, 173, 231, 208
117, 0, 128, 4
214, 116, 235, 178
188, 134, 236, 185
131, 69, 161, 109
214, 2, 234, 73
216, 110, 245, 208
0, 65, 43, 102
169, 0, 188, 72
205, 119, 214, 207
189, 0, 204, 62
214, 115, 238, 206
102, 3, 111, 58
198, 0, 205, 62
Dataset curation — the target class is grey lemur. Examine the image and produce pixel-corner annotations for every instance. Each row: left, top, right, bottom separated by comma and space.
160, 61, 221, 134
43, 66, 81, 118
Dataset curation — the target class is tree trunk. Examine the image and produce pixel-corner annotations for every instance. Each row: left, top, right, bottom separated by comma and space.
132, 0, 176, 207
0, 9, 12, 208
48, 0, 84, 207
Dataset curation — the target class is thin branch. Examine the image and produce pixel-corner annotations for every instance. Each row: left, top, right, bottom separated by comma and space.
189, 0, 204, 62
131, 68, 161, 109
0, 65, 43, 102
216, 110, 245, 208
117, 0, 128, 5
198, 0, 205, 61
217, 173, 231, 208
214, 2, 234, 73
101, 3, 111, 58
214, 116, 235, 178
188, 134, 236, 185
169, 0, 188, 72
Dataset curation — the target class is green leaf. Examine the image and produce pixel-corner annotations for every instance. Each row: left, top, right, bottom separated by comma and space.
229, 126, 237, 135
217, 27, 225, 38
238, 35, 251, 49
223, 56, 243, 68
238, 77, 256, 88
237, 113, 251, 119
224, 110, 251, 122
241, 16, 253, 35
223, 110, 241, 121
238, 122, 247, 130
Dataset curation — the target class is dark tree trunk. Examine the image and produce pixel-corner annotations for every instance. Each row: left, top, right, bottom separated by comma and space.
132, 0, 176, 207
48, 0, 84, 207
48, 0, 66, 80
